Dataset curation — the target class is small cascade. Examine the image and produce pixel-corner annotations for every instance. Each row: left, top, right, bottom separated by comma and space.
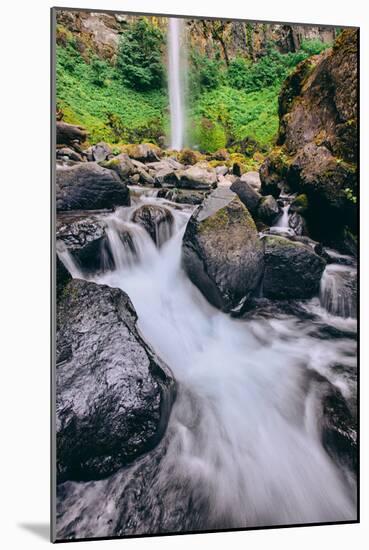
320, 263, 357, 318
56, 240, 84, 279
275, 204, 290, 228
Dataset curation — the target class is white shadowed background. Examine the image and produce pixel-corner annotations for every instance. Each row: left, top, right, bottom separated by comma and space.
0, 0, 368, 548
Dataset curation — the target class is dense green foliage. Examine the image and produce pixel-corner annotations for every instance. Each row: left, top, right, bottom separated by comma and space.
56, 20, 331, 152
116, 19, 165, 91
56, 40, 168, 144
190, 51, 226, 92
189, 86, 279, 152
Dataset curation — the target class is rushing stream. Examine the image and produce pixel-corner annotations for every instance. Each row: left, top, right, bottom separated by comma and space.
57, 189, 357, 538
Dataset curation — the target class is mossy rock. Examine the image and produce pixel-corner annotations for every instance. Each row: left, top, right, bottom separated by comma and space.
177, 148, 204, 166
182, 188, 264, 313
120, 143, 162, 162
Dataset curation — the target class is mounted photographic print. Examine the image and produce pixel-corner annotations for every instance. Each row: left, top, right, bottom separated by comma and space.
51, 7, 359, 543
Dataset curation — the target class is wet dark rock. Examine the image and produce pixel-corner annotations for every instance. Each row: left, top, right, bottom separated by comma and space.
56, 256, 72, 299
182, 187, 264, 313
232, 162, 242, 177
230, 178, 261, 214
257, 195, 280, 225
132, 204, 174, 246
56, 279, 176, 482
56, 163, 130, 211
288, 211, 306, 236
321, 385, 357, 473
259, 157, 284, 198
56, 214, 111, 274
263, 235, 326, 299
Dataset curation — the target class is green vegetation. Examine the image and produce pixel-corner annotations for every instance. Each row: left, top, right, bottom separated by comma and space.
56, 18, 331, 152
189, 85, 279, 152
116, 19, 165, 91
56, 41, 168, 144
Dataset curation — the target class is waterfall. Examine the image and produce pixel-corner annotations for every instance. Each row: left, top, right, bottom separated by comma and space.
275, 204, 290, 228
320, 264, 357, 318
168, 18, 185, 150
57, 189, 357, 537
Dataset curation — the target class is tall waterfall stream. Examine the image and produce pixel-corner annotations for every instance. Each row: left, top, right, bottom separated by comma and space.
168, 18, 185, 150
57, 189, 357, 537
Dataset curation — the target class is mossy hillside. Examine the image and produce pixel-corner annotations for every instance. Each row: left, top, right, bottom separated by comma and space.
189, 86, 280, 152
56, 24, 333, 153
56, 44, 169, 145
57, 41, 280, 152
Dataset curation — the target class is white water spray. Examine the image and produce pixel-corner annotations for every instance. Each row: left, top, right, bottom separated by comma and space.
168, 18, 185, 150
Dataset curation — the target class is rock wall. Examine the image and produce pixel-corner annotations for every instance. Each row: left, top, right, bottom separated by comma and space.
55, 9, 336, 63
260, 29, 358, 247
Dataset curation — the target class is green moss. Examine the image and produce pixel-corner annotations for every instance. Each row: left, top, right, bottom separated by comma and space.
199, 207, 230, 233
265, 236, 298, 248
292, 194, 309, 210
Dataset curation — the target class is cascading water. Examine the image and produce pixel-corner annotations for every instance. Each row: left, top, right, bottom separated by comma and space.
275, 204, 290, 228
57, 190, 357, 538
320, 263, 357, 318
168, 18, 185, 150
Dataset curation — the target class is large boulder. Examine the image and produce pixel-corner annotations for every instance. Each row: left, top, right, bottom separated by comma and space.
182, 188, 264, 313
131, 205, 174, 246
56, 279, 176, 482
175, 165, 217, 190
262, 235, 326, 299
56, 163, 130, 211
230, 178, 261, 214
260, 29, 358, 242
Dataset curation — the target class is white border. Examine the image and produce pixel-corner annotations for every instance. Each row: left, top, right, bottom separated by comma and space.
1, 1, 367, 548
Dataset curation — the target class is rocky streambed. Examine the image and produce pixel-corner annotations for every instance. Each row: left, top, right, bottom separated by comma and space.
55, 167, 357, 538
